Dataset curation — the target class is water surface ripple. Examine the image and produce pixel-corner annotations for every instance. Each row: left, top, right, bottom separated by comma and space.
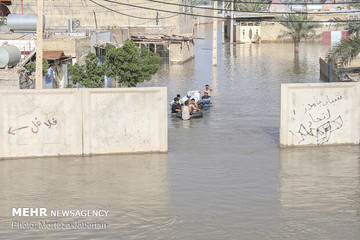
0, 24, 359, 239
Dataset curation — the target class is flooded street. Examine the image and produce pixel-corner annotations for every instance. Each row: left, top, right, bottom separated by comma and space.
1, 24, 360, 239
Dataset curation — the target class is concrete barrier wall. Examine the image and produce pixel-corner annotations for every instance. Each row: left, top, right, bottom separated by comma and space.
0, 88, 167, 158
280, 83, 360, 147
82, 88, 167, 155
0, 89, 83, 158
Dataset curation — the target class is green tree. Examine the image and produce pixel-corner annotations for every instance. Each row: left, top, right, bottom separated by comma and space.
68, 53, 104, 88
103, 40, 161, 87
277, 14, 320, 54
26, 59, 49, 76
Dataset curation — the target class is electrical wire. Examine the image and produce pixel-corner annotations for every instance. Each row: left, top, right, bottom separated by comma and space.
206, 0, 360, 5
90, 0, 177, 19
95, 0, 360, 22
145, 0, 360, 15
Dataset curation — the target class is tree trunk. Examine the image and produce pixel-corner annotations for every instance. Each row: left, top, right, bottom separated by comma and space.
294, 40, 300, 54
293, 52, 300, 74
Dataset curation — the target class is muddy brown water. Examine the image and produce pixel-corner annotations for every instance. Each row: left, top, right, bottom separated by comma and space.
0, 25, 359, 239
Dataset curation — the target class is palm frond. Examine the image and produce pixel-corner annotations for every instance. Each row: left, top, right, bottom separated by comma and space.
276, 14, 320, 42
328, 37, 360, 67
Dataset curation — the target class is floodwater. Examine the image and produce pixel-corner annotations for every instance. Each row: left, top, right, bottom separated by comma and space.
1, 24, 360, 239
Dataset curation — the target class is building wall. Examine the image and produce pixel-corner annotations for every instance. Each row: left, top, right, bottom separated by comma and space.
74, 37, 91, 64
280, 83, 360, 147
226, 13, 349, 43
170, 40, 195, 64
193, 5, 213, 25
235, 23, 261, 43
43, 37, 76, 56
43, 36, 90, 64
10, 0, 193, 35
0, 87, 167, 159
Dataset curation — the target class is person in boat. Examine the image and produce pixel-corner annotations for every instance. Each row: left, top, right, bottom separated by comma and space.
170, 94, 183, 107
171, 98, 182, 116
200, 84, 213, 96
181, 100, 191, 120
189, 98, 199, 114
201, 92, 211, 108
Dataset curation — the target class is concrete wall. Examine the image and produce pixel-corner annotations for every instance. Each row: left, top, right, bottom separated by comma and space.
0, 87, 167, 158
0, 69, 19, 89
82, 88, 167, 155
0, 89, 83, 158
280, 83, 360, 147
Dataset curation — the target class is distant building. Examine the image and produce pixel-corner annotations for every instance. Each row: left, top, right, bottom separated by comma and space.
9, 0, 193, 35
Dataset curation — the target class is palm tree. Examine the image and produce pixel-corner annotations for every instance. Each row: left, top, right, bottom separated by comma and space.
236, 0, 266, 11
277, 14, 320, 54
328, 37, 360, 67
328, 23, 360, 67
223, 0, 266, 12
346, 22, 360, 37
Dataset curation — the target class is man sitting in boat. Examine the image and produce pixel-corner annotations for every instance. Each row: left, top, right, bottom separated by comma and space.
189, 98, 199, 114
170, 94, 183, 107
201, 92, 211, 109
181, 100, 191, 120
171, 98, 182, 115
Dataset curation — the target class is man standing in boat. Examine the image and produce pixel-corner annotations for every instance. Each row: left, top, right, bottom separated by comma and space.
200, 85, 213, 96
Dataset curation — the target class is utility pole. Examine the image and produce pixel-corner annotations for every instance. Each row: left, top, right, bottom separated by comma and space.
222, 0, 225, 43
230, 0, 234, 43
212, 0, 218, 66
36, 0, 43, 89
93, 11, 98, 29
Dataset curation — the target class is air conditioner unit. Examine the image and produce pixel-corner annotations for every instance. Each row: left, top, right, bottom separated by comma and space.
349, 14, 359, 21
67, 18, 77, 33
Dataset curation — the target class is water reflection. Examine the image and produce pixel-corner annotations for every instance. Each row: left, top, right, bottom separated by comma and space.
279, 146, 360, 239
0, 154, 171, 239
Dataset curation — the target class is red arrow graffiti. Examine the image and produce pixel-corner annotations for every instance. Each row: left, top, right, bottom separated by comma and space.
8, 126, 29, 135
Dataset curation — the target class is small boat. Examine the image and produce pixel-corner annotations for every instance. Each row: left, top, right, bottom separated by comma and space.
175, 111, 203, 119
170, 90, 201, 106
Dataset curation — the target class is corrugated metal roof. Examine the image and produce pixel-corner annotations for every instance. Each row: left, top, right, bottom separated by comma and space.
43, 51, 65, 60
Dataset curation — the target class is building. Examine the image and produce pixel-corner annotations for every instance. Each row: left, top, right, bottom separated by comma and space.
9, 0, 193, 35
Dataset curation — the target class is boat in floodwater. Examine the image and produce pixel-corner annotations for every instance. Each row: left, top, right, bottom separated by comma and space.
175, 110, 203, 119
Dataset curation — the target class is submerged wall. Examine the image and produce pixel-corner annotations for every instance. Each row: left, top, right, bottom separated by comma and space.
0, 87, 167, 158
280, 83, 360, 147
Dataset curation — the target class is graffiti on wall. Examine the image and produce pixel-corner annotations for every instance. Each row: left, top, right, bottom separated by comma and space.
289, 92, 344, 145
7, 107, 60, 145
